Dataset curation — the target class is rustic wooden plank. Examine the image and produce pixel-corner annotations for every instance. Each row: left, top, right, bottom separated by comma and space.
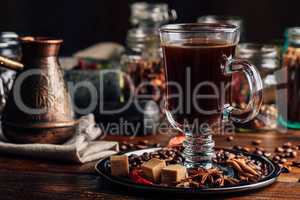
0, 170, 138, 200
0, 132, 300, 176
0, 154, 97, 174
0, 131, 299, 199
230, 182, 300, 200
0, 170, 299, 200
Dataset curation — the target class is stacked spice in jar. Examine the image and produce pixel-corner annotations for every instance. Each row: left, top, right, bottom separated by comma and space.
121, 2, 176, 105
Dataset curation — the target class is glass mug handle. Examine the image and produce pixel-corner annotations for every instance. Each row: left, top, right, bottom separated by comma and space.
223, 58, 263, 123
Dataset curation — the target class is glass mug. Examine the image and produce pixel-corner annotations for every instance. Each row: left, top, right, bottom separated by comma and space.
159, 24, 263, 168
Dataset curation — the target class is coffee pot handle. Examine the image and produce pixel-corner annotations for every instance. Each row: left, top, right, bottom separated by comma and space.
0, 56, 24, 71
223, 58, 263, 123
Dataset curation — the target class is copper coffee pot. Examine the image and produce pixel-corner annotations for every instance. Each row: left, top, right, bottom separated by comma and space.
0, 36, 77, 144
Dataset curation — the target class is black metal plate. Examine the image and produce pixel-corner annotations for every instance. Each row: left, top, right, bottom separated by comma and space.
95, 148, 281, 195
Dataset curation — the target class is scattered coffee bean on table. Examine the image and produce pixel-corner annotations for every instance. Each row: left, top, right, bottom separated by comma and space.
276, 147, 284, 153
252, 140, 262, 146
281, 166, 291, 173
233, 145, 242, 151
254, 150, 263, 156
283, 142, 292, 148
263, 152, 272, 158
226, 136, 234, 142
255, 147, 265, 152
242, 147, 251, 153
292, 161, 300, 167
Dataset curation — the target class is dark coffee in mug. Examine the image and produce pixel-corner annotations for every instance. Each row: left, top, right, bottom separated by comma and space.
162, 40, 236, 126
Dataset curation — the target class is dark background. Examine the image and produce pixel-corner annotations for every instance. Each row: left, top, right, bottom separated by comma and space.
1, 0, 299, 55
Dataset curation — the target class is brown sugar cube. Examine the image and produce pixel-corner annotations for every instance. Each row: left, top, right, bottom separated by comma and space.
141, 158, 166, 182
161, 164, 187, 185
110, 155, 129, 177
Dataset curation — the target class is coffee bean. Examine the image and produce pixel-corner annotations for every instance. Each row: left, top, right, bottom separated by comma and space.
276, 147, 284, 153
166, 151, 175, 157
285, 148, 293, 153
142, 152, 150, 161
290, 151, 297, 158
252, 140, 262, 146
138, 140, 149, 145
142, 152, 149, 157
131, 154, 139, 158
292, 146, 299, 150
242, 147, 251, 153
278, 153, 288, 158
134, 156, 142, 162
160, 153, 168, 159
279, 158, 287, 164
175, 160, 182, 164
273, 155, 280, 161
138, 160, 144, 165
264, 152, 272, 158
129, 157, 135, 162
254, 150, 263, 156
255, 147, 265, 152
292, 161, 300, 167
227, 136, 234, 141
233, 145, 242, 151
131, 161, 138, 167
154, 143, 162, 148
281, 166, 291, 173
283, 142, 292, 148
120, 145, 128, 151
158, 149, 164, 154
224, 152, 235, 160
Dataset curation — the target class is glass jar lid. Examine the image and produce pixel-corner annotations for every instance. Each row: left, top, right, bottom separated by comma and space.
286, 27, 300, 45
0, 32, 19, 46
198, 15, 243, 27
130, 2, 177, 26
126, 27, 159, 51
0, 32, 18, 39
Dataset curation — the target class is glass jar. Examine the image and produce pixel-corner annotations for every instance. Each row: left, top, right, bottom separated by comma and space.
277, 27, 300, 129
197, 15, 245, 41
233, 43, 280, 131
121, 2, 176, 105
0, 32, 20, 113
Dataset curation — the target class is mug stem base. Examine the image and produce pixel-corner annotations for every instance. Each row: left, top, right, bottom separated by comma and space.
182, 131, 215, 169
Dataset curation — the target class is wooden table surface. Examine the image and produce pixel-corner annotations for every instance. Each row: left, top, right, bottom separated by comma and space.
0, 131, 300, 200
